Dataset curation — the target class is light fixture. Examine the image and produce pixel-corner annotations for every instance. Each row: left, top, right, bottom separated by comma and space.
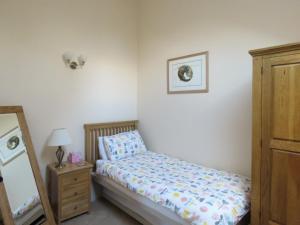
62, 52, 87, 70
48, 128, 72, 168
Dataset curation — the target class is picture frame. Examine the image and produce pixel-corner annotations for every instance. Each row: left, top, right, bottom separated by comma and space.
0, 127, 25, 165
167, 51, 209, 94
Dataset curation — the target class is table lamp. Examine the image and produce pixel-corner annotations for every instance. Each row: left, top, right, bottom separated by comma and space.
48, 128, 72, 168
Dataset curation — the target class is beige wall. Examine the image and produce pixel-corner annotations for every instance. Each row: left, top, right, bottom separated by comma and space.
1, 0, 300, 182
137, 0, 300, 176
0, 0, 138, 178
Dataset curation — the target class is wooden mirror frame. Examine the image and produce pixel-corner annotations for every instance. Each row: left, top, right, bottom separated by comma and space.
0, 106, 56, 225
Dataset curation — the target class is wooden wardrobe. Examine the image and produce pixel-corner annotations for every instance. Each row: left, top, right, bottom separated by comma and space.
250, 43, 300, 225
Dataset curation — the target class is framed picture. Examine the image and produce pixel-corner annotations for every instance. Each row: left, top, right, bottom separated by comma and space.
167, 51, 209, 94
0, 127, 25, 165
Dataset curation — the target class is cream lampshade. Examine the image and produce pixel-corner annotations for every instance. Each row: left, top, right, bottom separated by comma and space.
48, 128, 71, 168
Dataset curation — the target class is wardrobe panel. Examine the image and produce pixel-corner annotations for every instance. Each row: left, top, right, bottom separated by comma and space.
272, 64, 300, 141
286, 154, 300, 225
270, 150, 287, 224
270, 150, 300, 225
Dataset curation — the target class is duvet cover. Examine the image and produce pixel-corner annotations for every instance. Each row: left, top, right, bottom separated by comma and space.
97, 151, 250, 225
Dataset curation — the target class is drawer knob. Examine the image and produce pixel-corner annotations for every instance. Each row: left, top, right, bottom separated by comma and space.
74, 192, 78, 196
74, 206, 78, 210
74, 178, 78, 182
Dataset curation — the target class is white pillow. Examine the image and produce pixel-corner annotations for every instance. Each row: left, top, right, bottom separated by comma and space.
98, 136, 108, 160
103, 130, 147, 160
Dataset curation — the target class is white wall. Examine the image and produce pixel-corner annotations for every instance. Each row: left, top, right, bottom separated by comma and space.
0, 114, 19, 137
0, 0, 138, 178
137, 0, 300, 176
1, 153, 39, 212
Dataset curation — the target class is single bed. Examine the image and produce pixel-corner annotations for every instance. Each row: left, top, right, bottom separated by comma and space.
84, 121, 250, 225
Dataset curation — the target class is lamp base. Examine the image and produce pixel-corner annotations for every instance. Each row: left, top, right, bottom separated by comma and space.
55, 146, 65, 169
55, 162, 65, 169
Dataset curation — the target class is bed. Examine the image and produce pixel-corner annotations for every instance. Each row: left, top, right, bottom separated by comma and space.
84, 120, 250, 225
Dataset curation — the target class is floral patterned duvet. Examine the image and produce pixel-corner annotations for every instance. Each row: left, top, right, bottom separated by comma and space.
97, 151, 250, 225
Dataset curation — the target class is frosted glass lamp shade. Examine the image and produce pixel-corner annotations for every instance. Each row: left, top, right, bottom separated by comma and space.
48, 128, 72, 147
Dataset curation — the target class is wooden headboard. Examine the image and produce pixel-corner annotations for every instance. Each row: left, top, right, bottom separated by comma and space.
84, 120, 138, 167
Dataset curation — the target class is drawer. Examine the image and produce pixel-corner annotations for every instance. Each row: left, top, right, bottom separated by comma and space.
61, 198, 89, 220
61, 170, 89, 187
61, 179, 89, 193
62, 192, 89, 206
62, 184, 88, 200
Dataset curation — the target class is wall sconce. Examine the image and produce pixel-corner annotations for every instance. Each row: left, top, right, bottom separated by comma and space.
62, 52, 87, 70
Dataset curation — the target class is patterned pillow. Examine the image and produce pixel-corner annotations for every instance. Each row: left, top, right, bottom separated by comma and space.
103, 130, 147, 160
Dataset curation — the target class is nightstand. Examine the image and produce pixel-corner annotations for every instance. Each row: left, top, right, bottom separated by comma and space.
47, 162, 93, 224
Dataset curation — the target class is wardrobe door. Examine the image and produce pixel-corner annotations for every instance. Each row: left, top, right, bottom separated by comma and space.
262, 54, 300, 225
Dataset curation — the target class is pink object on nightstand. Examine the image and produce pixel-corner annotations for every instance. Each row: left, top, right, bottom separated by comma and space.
67, 152, 83, 164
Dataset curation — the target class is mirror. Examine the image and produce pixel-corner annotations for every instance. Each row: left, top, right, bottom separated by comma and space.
0, 113, 46, 225
0, 107, 55, 225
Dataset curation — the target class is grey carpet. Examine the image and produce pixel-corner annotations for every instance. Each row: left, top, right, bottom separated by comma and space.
62, 198, 141, 225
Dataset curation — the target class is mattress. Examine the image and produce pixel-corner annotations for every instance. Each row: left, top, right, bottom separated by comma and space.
97, 151, 250, 225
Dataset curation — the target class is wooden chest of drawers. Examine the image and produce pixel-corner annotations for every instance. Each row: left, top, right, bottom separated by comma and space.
47, 162, 93, 224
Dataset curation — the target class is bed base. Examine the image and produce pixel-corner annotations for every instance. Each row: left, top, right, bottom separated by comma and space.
85, 121, 250, 225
